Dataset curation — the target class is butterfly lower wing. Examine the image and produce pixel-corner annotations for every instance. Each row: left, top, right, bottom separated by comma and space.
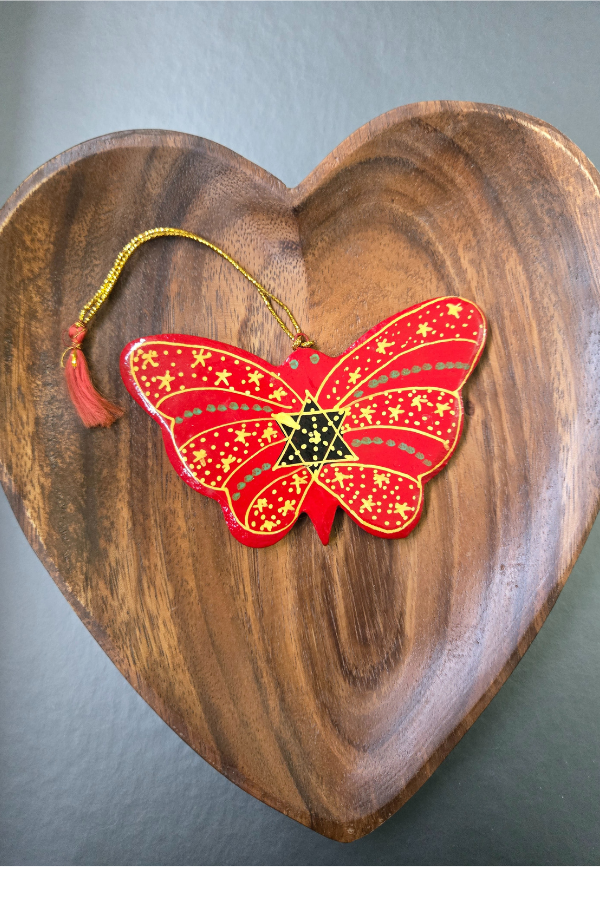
316, 462, 423, 538
120, 334, 305, 547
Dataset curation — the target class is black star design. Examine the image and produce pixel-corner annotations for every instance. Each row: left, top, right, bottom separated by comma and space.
273, 394, 356, 473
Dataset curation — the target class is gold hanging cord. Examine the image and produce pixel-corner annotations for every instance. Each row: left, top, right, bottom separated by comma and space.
75, 227, 314, 349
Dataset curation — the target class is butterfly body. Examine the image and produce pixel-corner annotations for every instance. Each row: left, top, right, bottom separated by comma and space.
121, 297, 486, 547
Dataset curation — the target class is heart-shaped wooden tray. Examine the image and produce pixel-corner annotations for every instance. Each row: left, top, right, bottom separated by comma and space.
2, 102, 600, 842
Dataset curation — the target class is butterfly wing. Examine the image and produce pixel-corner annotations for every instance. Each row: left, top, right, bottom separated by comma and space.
120, 334, 308, 547
312, 297, 487, 538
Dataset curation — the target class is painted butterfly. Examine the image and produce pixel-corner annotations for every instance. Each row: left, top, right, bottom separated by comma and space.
121, 296, 486, 547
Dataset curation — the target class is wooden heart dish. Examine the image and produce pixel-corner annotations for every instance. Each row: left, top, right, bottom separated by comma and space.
2, 102, 600, 842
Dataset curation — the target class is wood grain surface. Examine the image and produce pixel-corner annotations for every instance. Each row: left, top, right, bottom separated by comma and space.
1, 102, 600, 842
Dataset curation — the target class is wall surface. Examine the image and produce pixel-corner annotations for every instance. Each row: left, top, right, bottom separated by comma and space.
1, 1, 599, 865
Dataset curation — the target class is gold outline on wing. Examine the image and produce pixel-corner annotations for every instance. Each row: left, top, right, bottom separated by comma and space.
154, 386, 297, 411
179, 418, 285, 452
341, 384, 459, 411
130, 338, 304, 407
240, 467, 312, 533
315, 464, 422, 534
319, 398, 464, 487
178, 434, 286, 492
331, 338, 480, 408
313, 296, 484, 405
343, 422, 452, 449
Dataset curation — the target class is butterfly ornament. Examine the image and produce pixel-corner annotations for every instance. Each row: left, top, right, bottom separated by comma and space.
64, 229, 486, 547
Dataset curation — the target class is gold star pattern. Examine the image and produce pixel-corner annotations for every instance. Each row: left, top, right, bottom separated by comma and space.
360, 406, 374, 424
261, 521, 276, 532
140, 350, 159, 369
278, 500, 296, 515
333, 470, 352, 487
388, 405, 402, 422
416, 323, 433, 338
193, 449, 207, 466
191, 349, 211, 368
436, 402, 451, 416
395, 502, 414, 520
234, 426, 250, 445
376, 338, 394, 354
261, 425, 279, 443
446, 302, 463, 318
360, 496, 374, 513
348, 368, 361, 384
248, 371, 264, 387
269, 386, 287, 402
411, 394, 429, 411
373, 472, 390, 488
157, 371, 175, 391
292, 473, 309, 493
214, 369, 232, 386
221, 454, 236, 473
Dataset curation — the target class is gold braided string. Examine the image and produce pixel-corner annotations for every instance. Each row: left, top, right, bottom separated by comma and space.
75, 227, 314, 349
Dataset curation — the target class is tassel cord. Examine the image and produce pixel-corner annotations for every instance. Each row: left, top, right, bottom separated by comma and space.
62, 228, 314, 427
75, 227, 314, 348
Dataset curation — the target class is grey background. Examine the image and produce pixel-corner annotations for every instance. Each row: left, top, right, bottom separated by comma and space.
0, 1, 599, 865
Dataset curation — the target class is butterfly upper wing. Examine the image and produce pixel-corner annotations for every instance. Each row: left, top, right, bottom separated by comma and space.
313, 297, 487, 538
120, 334, 307, 547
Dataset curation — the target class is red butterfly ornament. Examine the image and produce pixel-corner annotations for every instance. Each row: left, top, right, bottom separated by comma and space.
121, 296, 486, 547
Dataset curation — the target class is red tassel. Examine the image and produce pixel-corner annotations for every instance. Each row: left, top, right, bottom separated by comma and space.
63, 324, 123, 427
